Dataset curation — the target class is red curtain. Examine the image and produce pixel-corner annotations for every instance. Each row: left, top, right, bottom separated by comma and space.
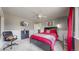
67, 7, 73, 51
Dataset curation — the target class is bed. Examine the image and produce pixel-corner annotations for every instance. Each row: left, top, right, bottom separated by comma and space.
30, 27, 58, 51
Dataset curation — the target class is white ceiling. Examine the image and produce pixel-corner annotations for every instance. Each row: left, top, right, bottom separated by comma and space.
2, 7, 69, 22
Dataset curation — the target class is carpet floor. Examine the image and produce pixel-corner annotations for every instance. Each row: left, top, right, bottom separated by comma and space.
1, 39, 63, 51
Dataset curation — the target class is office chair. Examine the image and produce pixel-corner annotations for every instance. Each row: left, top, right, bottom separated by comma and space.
3, 31, 18, 50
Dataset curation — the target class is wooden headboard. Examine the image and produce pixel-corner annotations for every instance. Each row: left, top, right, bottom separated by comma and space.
44, 27, 57, 30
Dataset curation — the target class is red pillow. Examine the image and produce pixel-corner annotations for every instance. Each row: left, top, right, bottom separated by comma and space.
50, 29, 58, 38
50, 29, 56, 33
44, 29, 50, 33
39, 29, 47, 34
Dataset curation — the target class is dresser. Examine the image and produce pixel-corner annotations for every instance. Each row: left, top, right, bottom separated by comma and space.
21, 30, 29, 39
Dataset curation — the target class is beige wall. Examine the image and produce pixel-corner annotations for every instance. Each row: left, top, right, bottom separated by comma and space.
4, 14, 34, 30
75, 39, 79, 51
4, 14, 34, 39
0, 7, 4, 38
0, 7, 4, 49
75, 8, 79, 51
75, 8, 79, 39
0, 17, 1, 38
4, 15, 20, 30
0, 8, 4, 16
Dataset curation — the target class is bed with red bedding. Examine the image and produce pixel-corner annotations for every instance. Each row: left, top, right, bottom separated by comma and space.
30, 27, 58, 51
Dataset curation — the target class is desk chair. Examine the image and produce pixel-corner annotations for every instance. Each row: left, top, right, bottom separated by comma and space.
3, 31, 18, 50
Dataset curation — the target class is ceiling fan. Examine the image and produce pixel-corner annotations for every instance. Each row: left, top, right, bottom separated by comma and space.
32, 12, 47, 19
37, 14, 47, 19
